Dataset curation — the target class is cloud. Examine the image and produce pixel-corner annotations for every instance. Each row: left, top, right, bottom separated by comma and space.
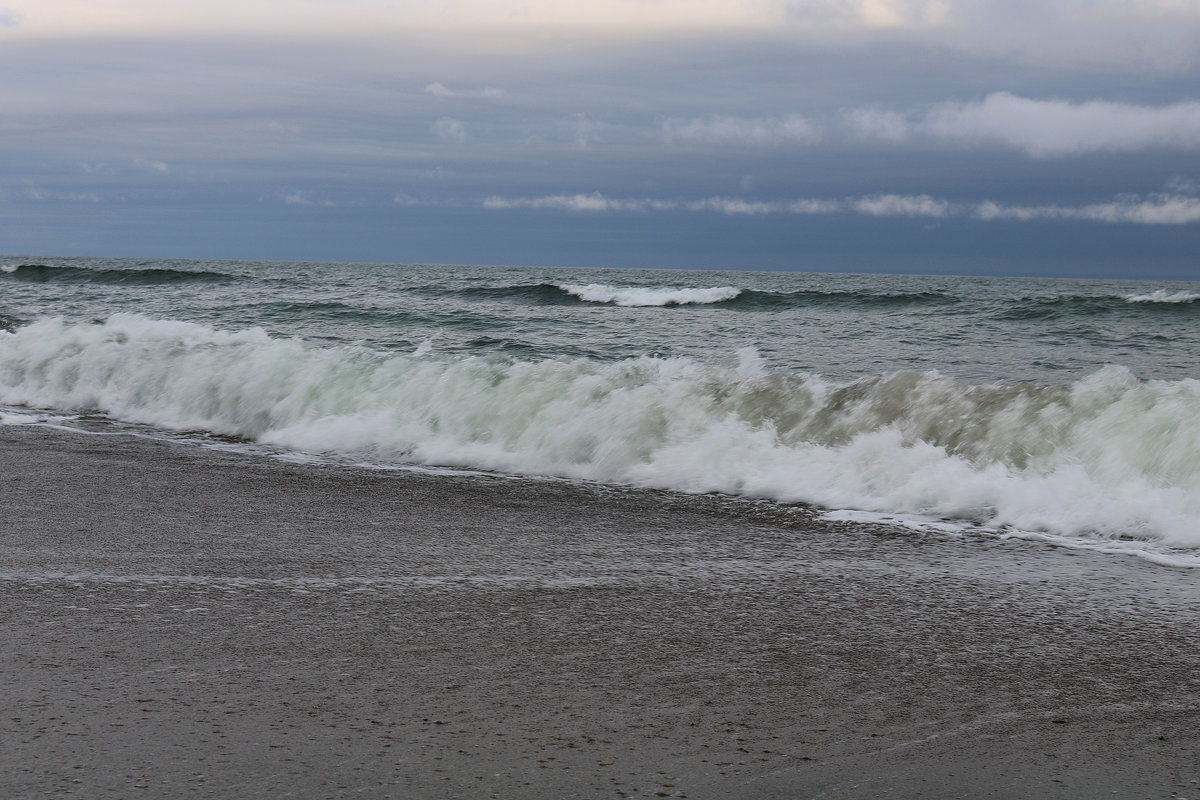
485, 193, 848, 215
484, 191, 1200, 224
671, 94, 1200, 157
853, 193, 949, 218
685, 197, 781, 214
839, 107, 908, 142
21, 182, 101, 202
0, 9, 22, 27
973, 195, 1200, 225
431, 116, 468, 143
1167, 175, 1200, 194
425, 82, 503, 98
662, 114, 818, 147
133, 159, 169, 174
920, 93, 1200, 157
483, 193, 676, 212
573, 113, 602, 148
281, 190, 334, 207
785, 198, 843, 214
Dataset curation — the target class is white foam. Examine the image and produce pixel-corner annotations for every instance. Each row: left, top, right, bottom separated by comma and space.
1124, 289, 1200, 303
4, 314, 1200, 552
559, 283, 740, 306
0, 411, 43, 425
0, 407, 76, 426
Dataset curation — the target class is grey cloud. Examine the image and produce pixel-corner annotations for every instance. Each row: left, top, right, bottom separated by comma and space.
431, 117, 468, 143
668, 94, 1200, 157
0, 9, 22, 27
425, 82, 503, 98
281, 190, 334, 207
662, 114, 818, 147
133, 159, 170, 174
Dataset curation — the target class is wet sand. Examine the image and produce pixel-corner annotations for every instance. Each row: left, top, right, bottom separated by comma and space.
2, 423, 1198, 799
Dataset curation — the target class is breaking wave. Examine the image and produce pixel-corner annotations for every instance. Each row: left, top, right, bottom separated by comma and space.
441, 282, 957, 309
3, 313, 1200, 550
1125, 290, 1200, 304
558, 284, 741, 306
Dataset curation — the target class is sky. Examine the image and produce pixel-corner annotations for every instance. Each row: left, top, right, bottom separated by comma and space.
2, 0, 1200, 276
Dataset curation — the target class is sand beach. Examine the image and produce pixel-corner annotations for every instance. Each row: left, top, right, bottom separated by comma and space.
2, 423, 1198, 799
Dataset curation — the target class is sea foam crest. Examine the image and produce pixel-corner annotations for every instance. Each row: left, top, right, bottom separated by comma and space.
1125, 289, 1200, 303
558, 283, 740, 306
3, 314, 1200, 549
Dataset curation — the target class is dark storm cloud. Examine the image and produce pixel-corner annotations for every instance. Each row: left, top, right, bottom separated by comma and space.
2, 10, 1199, 270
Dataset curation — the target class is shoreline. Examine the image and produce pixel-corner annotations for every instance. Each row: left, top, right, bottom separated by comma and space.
2, 424, 1198, 799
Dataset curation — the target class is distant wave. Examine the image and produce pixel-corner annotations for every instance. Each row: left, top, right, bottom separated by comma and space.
996, 292, 1200, 320
441, 282, 957, 309
559, 283, 741, 306
4, 313, 1200, 552
1125, 290, 1200, 304
0, 263, 234, 285
559, 284, 958, 309
731, 288, 958, 309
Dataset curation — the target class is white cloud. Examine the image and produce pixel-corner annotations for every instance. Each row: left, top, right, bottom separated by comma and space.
675, 94, 1200, 158
0, 8, 22, 27
921, 92, 1200, 157
20, 182, 101, 202
686, 197, 782, 214
483, 193, 676, 212
425, 82, 503, 98
431, 116, 468, 143
485, 191, 1200, 224
786, 198, 843, 214
853, 193, 949, 217
973, 194, 1200, 224
281, 190, 334, 207
662, 114, 819, 147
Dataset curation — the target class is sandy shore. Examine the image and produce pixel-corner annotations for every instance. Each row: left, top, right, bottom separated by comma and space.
2, 423, 1198, 799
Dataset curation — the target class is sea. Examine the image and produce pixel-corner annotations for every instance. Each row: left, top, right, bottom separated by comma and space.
3, 255, 1200, 566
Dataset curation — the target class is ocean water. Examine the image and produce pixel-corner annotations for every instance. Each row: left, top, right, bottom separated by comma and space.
3, 255, 1200, 564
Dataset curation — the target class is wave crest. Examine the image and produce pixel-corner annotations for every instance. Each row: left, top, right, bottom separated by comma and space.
559, 283, 741, 306
3, 314, 1200, 548
1125, 289, 1200, 304
0, 263, 233, 285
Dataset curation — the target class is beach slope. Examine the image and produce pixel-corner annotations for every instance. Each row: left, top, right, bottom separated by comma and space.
2, 425, 1198, 798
